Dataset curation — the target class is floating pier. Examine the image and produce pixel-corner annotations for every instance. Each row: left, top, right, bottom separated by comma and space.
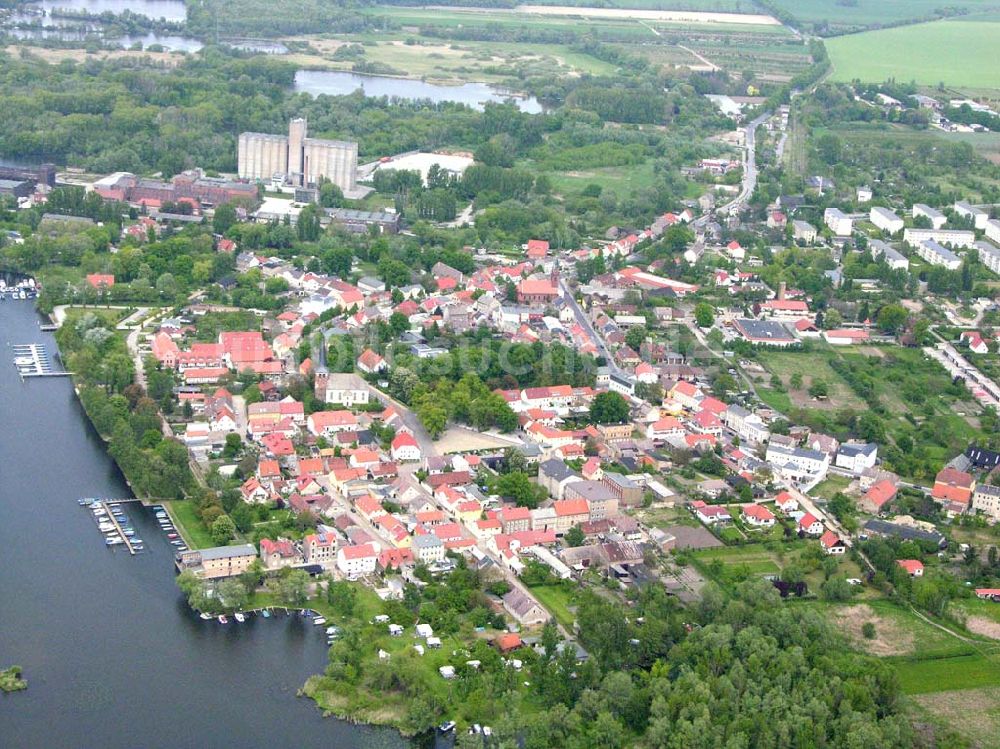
11, 343, 71, 378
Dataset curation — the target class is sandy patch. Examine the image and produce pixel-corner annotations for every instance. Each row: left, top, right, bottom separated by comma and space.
832, 604, 915, 656
966, 616, 1000, 640
436, 426, 521, 454
7, 45, 182, 65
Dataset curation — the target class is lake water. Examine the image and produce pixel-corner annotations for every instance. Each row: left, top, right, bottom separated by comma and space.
0, 299, 407, 749
294, 69, 544, 113
26, 0, 188, 22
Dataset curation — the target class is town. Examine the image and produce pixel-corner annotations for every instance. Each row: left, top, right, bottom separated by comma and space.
3, 2, 1000, 746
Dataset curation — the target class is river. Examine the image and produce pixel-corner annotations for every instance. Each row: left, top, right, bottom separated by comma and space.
294, 70, 545, 113
0, 299, 406, 749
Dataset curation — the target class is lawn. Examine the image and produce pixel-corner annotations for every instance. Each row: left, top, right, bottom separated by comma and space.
164, 499, 217, 550
827, 21, 1000, 91
892, 652, 1000, 694
811, 475, 852, 502
527, 582, 579, 629
543, 161, 659, 199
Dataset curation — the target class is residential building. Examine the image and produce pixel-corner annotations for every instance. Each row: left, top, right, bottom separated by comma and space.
336, 543, 378, 577
412, 533, 446, 563
303, 532, 337, 567
860, 480, 897, 514
538, 459, 582, 500
975, 241, 1000, 275
903, 227, 976, 249
915, 239, 961, 270
502, 589, 548, 626
869, 239, 909, 271
517, 279, 559, 305
913, 203, 946, 229
870, 207, 904, 234
765, 443, 829, 479
742, 504, 775, 527
954, 200, 989, 229
972, 484, 1000, 523
601, 472, 643, 508
551, 496, 593, 534
824, 208, 853, 236
932, 467, 975, 505
820, 530, 846, 555
898, 559, 924, 577
798, 513, 824, 536
987, 219, 1000, 245
259, 538, 303, 570
723, 405, 770, 445
733, 319, 798, 347
792, 220, 817, 243
835, 442, 878, 472
390, 432, 421, 463
176, 544, 257, 579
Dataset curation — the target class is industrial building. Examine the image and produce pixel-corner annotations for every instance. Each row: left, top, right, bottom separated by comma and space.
238, 118, 358, 193
93, 169, 257, 208
325, 208, 401, 234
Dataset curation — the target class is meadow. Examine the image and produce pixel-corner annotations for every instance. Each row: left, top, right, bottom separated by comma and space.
768, 0, 1000, 29
826, 21, 1000, 91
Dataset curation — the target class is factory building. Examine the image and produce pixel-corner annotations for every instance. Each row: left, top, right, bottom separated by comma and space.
238, 118, 357, 193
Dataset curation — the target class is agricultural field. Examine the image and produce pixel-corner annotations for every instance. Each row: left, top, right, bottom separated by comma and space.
826, 21, 1000, 91
768, 0, 1000, 32
912, 687, 1000, 749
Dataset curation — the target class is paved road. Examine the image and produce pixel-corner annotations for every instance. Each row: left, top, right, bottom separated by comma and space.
693, 111, 770, 229
558, 278, 626, 378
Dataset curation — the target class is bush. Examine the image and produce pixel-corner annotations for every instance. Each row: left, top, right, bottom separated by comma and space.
862, 621, 876, 640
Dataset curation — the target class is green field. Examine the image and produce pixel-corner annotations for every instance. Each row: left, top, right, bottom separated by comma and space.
769, 0, 1000, 28
165, 500, 217, 550
827, 21, 1000, 90
893, 653, 1000, 694
542, 161, 659, 199
755, 347, 865, 412
527, 583, 579, 629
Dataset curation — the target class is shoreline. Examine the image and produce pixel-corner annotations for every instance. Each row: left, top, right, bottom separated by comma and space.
41, 300, 416, 740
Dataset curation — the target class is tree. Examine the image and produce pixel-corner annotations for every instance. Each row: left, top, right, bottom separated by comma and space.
213, 203, 237, 234
694, 302, 714, 328
789, 372, 804, 389
877, 303, 908, 335
277, 569, 311, 607
319, 180, 344, 208
495, 471, 546, 509
624, 325, 647, 351
590, 391, 630, 425
502, 446, 528, 475
211, 514, 236, 544
217, 578, 248, 612
565, 525, 585, 547
808, 379, 829, 398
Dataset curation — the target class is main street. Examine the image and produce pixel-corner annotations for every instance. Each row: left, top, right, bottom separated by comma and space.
558, 278, 626, 378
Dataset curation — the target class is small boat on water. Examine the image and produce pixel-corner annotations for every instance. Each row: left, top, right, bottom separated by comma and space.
218, 615, 228, 624
261, 609, 271, 618
313, 616, 327, 626
98, 523, 116, 533
234, 612, 246, 623
167, 533, 178, 539
105, 537, 123, 546
200, 612, 212, 620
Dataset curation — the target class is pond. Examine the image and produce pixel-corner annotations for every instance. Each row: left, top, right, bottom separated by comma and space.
294, 69, 544, 113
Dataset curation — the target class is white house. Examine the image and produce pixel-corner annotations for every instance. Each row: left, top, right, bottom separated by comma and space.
835, 442, 878, 472
915, 239, 961, 270
856, 186, 873, 203
742, 504, 776, 528
975, 241, 1000, 275
869, 240, 909, 271
766, 443, 829, 482
792, 220, 817, 243
797, 513, 824, 536
390, 431, 421, 462
723, 405, 771, 445
336, 543, 378, 577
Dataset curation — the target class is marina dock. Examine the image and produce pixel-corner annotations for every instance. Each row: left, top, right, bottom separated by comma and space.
101, 502, 137, 555
11, 343, 71, 378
